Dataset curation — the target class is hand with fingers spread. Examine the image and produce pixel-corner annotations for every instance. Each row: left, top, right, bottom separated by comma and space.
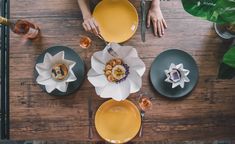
147, 0, 167, 37
78, 0, 100, 35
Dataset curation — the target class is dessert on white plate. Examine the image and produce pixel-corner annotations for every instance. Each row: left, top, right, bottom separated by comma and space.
88, 43, 146, 101
35, 51, 77, 93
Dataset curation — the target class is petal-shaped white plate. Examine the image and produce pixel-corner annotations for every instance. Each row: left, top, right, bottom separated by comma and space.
34, 46, 85, 96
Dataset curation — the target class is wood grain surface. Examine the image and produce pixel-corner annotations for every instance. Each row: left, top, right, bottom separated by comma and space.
9, 0, 235, 141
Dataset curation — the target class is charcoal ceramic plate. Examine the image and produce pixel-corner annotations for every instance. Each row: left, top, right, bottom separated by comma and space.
150, 49, 199, 99
34, 46, 85, 96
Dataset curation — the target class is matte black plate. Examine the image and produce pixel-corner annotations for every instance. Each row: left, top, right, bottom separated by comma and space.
150, 49, 199, 99
34, 46, 85, 96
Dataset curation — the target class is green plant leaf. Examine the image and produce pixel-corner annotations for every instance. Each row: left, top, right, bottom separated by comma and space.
218, 62, 235, 79
223, 45, 235, 68
181, 0, 235, 24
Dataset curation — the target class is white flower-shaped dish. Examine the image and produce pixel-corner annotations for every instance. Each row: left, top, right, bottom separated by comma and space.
165, 63, 190, 88
36, 51, 77, 93
88, 43, 146, 101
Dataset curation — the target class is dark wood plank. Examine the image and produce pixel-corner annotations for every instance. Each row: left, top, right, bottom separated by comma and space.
9, 0, 235, 141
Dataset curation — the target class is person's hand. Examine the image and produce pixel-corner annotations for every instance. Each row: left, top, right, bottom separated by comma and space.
147, 6, 167, 37
82, 16, 100, 35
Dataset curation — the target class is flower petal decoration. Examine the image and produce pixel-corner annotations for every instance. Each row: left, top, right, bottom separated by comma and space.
127, 68, 142, 93
91, 55, 106, 74
87, 68, 109, 88
36, 51, 77, 93
100, 80, 131, 101
88, 43, 145, 101
124, 56, 146, 76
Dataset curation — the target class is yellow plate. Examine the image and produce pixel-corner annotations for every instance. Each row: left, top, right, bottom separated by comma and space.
95, 99, 141, 143
93, 0, 138, 43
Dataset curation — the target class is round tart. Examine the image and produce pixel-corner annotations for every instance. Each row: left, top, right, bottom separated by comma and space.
51, 64, 68, 80
104, 58, 129, 83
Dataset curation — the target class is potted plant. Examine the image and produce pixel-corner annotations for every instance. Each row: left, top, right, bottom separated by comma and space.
181, 0, 235, 79
181, 0, 235, 40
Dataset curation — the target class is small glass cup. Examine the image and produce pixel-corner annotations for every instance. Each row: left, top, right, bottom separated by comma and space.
138, 93, 153, 111
79, 35, 92, 49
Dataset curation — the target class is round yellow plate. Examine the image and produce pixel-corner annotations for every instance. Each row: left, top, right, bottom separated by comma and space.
95, 99, 141, 144
93, 0, 138, 43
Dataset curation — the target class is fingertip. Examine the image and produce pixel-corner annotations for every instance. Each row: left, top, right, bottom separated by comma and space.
165, 25, 168, 29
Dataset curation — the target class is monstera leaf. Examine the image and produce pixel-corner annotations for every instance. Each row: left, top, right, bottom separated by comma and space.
223, 45, 235, 68
181, 0, 235, 24
218, 63, 235, 79
218, 45, 235, 79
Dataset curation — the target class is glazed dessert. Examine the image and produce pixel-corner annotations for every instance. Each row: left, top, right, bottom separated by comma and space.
51, 63, 68, 80
169, 69, 181, 83
104, 58, 129, 83
79, 35, 92, 49
139, 97, 152, 111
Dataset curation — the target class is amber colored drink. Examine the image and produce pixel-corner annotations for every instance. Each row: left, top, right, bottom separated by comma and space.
139, 96, 152, 111
79, 35, 92, 49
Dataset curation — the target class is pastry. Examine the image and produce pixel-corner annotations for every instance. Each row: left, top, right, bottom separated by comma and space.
51, 64, 68, 80
104, 58, 129, 83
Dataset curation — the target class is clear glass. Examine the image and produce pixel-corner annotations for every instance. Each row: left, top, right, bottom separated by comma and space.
79, 35, 92, 49
138, 92, 153, 111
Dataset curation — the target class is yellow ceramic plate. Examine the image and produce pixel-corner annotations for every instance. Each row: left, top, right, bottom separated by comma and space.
93, 0, 138, 43
95, 99, 141, 143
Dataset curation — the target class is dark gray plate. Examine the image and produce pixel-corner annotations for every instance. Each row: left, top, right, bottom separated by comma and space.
150, 49, 199, 99
34, 46, 85, 96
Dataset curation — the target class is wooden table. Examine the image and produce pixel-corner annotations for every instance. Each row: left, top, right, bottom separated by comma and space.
10, 0, 235, 141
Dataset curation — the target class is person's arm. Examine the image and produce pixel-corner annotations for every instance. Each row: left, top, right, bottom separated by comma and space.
147, 0, 167, 37
78, 0, 99, 35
